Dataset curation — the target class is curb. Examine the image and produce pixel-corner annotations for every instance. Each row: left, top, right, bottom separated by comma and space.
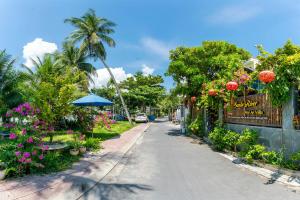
188, 134, 300, 188
219, 153, 300, 188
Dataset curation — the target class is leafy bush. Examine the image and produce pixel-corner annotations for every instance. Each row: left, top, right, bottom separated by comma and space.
287, 152, 300, 170
261, 151, 280, 165
223, 130, 240, 152
244, 145, 266, 163
188, 115, 204, 137
84, 138, 101, 150
208, 127, 228, 151
237, 128, 258, 154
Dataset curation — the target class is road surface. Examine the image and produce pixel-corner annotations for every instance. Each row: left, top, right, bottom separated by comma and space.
81, 119, 300, 200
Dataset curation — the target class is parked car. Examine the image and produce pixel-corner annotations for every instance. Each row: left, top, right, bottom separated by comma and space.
135, 113, 148, 123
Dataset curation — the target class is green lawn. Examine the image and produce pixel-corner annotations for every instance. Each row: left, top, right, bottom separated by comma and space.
43, 121, 134, 143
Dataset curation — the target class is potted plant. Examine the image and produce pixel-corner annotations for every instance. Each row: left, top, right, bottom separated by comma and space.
79, 140, 86, 154
69, 141, 80, 156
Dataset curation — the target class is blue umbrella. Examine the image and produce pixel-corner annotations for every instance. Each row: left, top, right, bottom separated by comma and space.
72, 94, 113, 138
72, 94, 113, 106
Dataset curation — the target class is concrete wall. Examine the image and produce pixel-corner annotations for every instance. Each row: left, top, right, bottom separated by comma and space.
224, 87, 300, 154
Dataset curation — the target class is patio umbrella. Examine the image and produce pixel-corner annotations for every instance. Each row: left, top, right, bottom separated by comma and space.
72, 94, 113, 137
72, 93, 113, 106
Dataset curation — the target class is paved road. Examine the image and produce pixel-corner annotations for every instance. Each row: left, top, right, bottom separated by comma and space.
81, 119, 300, 200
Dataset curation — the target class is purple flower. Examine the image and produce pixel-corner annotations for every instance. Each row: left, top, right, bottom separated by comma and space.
39, 154, 44, 160
23, 152, 30, 158
9, 133, 17, 140
15, 151, 21, 157
17, 143, 24, 148
27, 137, 34, 143
21, 128, 27, 135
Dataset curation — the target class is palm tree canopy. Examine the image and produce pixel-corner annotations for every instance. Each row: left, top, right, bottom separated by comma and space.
0, 50, 23, 112
64, 9, 116, 60
56, 42, 97, 81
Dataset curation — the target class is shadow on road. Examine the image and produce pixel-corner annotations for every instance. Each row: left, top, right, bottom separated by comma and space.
264, 170, 283, 185
80, 182, 153, 200
166, 129, 182, 136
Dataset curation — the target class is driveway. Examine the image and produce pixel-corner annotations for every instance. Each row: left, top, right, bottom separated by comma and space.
81, 119, 300, 200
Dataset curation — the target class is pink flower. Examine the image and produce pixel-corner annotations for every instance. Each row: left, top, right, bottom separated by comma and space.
42, 145, 49, 151
66, 129, 73, 135
17, 143, 24, 148
25, 158, 32, 163
23, 152, 30, 158
39, 154, 44, 160
9, 133, 17, 140
27, 137, 34, 143
21, 128, 27, 135
15, 151, 21, 157
79, 134, 85, 141
18, 157, 26, 163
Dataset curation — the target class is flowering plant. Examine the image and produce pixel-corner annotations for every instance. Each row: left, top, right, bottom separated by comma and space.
2, 103, 47, 175
95, 112, 112, 130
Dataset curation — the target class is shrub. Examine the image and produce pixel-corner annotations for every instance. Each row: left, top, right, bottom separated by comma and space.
223, 130, 240, 152
84, 138, 101, 150
237, 128, 258, 154
188, 116, 204, 137
208, 127, 228, 151
287, 152, 300, 170
244, 144, 266, 163
261, 151, 279, 165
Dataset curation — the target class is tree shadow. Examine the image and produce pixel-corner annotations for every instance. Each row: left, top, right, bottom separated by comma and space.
264, 170, 282, 185
166, 129, 182, 137
75, 179, 153, 200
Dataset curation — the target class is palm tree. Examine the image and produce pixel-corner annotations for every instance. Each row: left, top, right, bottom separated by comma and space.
0, 50, 22, 114
65, 9, 132, 123
56, 42, 96, 82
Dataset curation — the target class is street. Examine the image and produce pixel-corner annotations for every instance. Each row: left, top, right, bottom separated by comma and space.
81, 119, 300, 200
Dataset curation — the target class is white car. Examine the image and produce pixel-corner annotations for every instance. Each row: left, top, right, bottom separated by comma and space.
135, 113, 148, 123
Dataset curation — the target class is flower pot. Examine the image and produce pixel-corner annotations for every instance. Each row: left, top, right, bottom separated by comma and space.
79, 146, 86, 154
70, 149, 79, 156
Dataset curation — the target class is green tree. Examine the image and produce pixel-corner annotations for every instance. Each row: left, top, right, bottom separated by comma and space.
65, 9, 132, 123
256, 40, 300, 106
55, 42, 96, 83
0, 50, 23, 115
167, 41, 251, 107
20, 55, 88, 134
120, 72, 165, 112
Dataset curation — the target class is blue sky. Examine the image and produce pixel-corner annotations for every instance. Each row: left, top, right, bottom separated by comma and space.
1, 0, 300, 89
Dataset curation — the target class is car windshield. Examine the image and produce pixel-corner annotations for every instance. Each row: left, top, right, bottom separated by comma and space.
137, 113, 146, 116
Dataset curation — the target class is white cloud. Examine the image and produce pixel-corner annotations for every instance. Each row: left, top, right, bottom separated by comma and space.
208, 4, 262, 24
23, 38, 58, 68
142, 64, 154, 76
91, 67, 132, 88
140, 37, 172, 60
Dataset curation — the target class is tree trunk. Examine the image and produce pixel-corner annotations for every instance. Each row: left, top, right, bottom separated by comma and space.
100, 59, 132, 124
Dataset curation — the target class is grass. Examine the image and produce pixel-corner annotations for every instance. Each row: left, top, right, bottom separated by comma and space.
43, 121, 134, 143
0, 121, 135, 178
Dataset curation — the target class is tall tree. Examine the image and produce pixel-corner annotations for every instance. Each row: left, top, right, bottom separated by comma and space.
55, 42, 96, 83
0, 50, 23, 114
65, 9, 132, 123
120, 72, 165, 112
20, 55, 88, 130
